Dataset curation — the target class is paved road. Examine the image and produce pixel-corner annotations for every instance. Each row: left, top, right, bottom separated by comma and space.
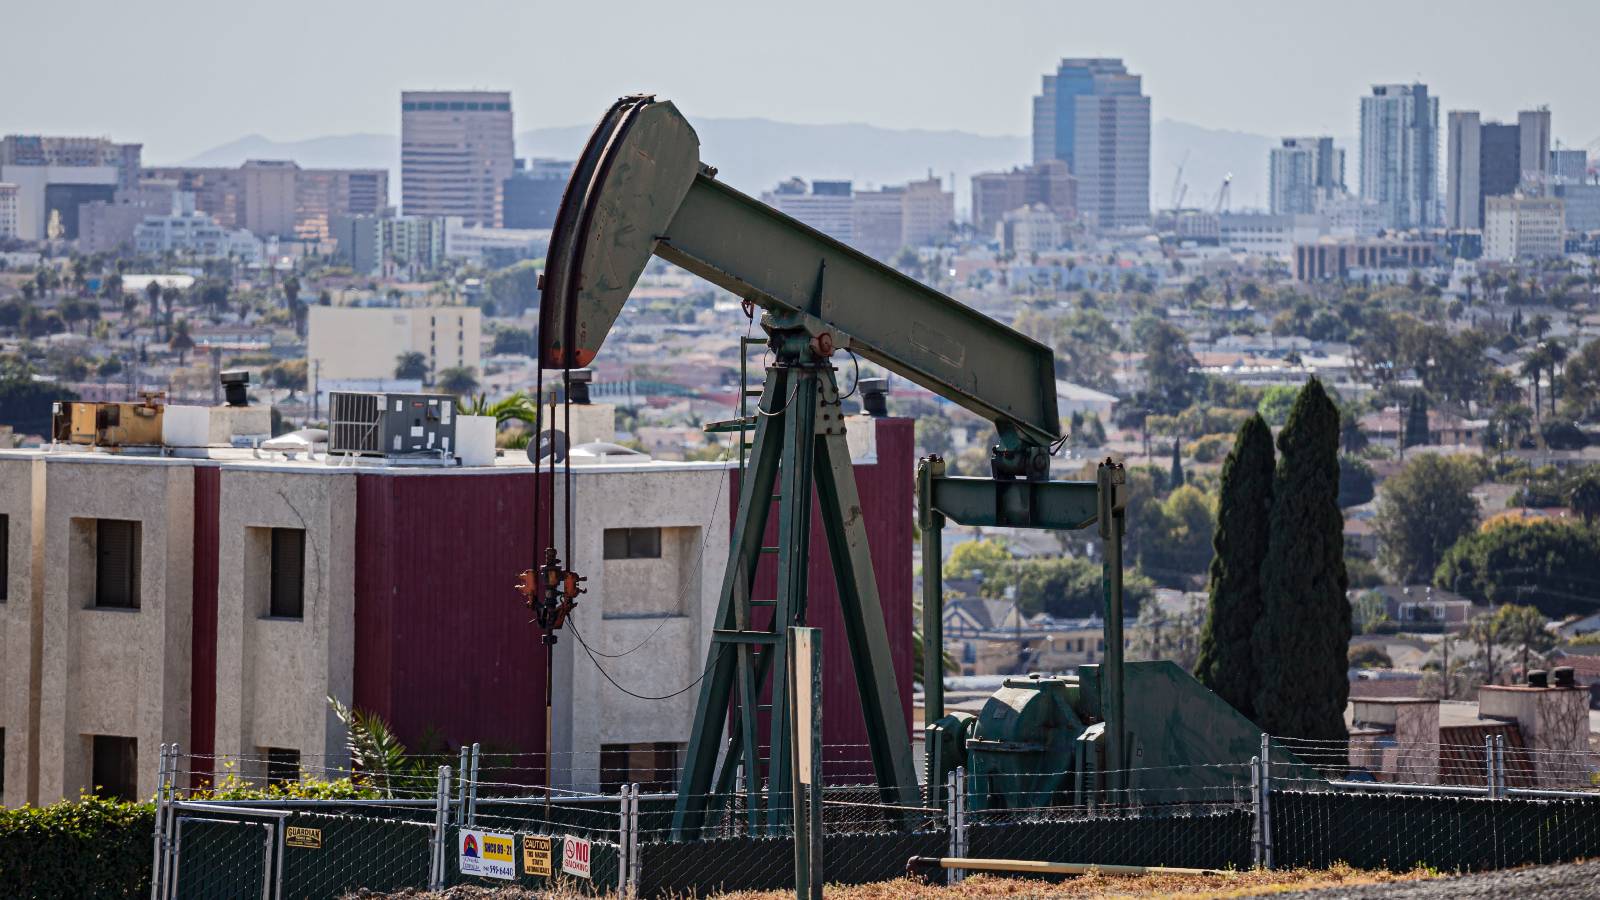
1277, 861, 1600, 898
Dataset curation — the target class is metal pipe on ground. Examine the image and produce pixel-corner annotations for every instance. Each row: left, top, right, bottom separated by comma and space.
906, 856, 1228, 880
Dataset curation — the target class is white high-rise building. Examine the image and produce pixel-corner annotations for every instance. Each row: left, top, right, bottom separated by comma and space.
401, 91, 514, 227
1484, 195, 1565, 261
1518, 108, 1552, 193
1360, 84, 1441, 229
0, 183, 17, 239
1269, 137, 1345, 215
1032, 58, 1150, 228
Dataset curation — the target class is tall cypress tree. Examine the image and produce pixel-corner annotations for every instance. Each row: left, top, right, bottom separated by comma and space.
1403, 392, 1430, 449
1195, 414, 1274, 721
1170, 438, 1185, 487
1254, 379, 1351, 758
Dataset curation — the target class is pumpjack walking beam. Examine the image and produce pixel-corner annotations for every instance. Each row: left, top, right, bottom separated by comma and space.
540, 95, 1068, 840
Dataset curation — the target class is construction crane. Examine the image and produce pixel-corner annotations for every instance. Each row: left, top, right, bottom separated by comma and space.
536, 95, 1308, 841
1214, 173, 1233, 215
1169, 152, 1190, 217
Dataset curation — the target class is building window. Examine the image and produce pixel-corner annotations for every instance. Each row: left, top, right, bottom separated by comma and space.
269, 528, 305, 618
91, 735, 138, 801
600, 742, 680, 794
603, 527, 661, 560
95, 519, 141, 609
264, 747, 300, 787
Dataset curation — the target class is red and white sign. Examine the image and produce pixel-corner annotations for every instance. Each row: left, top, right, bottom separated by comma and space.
562, 835, 592, 879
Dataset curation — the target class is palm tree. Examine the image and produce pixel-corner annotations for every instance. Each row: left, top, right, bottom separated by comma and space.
1545, 341, 1568, 415
1461, 274, 1476, 305
144, 280, 163, 339
1521, 349, 1550, 418
169, 319, 195, 366
281, 275, 301, 311
456, 391, 539, 427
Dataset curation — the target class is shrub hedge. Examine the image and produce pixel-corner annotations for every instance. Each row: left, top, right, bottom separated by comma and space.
0, 796, 153, 898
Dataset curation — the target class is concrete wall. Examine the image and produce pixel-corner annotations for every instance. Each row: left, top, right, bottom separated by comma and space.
0, 456, 43, 805
213, 467, 356, 781
37, 457, 193, 803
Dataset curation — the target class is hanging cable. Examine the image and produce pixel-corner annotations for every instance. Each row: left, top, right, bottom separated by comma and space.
836, 349, 862, 402
568, 617, 726, 701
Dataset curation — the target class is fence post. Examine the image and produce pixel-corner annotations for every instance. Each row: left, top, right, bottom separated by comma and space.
953, 765, 968, 884
945, 768, 958, 867
630, 783, 642, 893
1494, 733, 1506, 798
1249, 755, 1262, 868
455, 746, 469, 825
617, 782, 634, 895
149, 743, 171, 900
468, 742, 481, 826
164, 743, 182, 900
431, 765, 452, 890
1258, 734, 1273, 870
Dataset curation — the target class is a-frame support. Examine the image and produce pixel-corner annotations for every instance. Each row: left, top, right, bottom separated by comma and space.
671, 318, 920, 839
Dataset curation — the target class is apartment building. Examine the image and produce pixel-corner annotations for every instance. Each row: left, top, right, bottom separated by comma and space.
0, 184, 17, 240
1360, 84, 1441, 229
1269, 137, 1345, 215
0, 402, 914, 803
1484, 194, 1566, 262
306, 304, 481, 382
971, 161, 1076, 237
142, 162, 389, 240
400, 91, 515, 227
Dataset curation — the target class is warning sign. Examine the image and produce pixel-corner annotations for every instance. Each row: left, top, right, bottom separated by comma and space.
522, 834, 552, 877
285, 827, 321, 849
562, 835, 592, 879
460, 829, 516, 880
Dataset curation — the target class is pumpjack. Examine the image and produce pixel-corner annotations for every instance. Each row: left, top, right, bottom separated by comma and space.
539, 96, 1312, 841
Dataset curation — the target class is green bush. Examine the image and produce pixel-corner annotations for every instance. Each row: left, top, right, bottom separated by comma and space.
0, 796, 153, 898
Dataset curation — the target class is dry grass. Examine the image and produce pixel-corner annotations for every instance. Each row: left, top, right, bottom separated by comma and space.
362, 863, 1438, 899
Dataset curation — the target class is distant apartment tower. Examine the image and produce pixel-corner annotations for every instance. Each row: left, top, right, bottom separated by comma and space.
1446, 109, 1554, 229
1269, 137, 1344, 215
1360, 84, 1440, 229
850, 176, 954, 258
142, 163, 388, 240
1483, 195, 1565, 262
330, 213, 446, 278
502, 158, 573, 230
1550, 149, 1589, 185
0, 183, 17, 239
970, 160, 1076, 236
401, 91, 514, 227
1031, 58, 1150, 228
0, 135, 142, 189
761, 178, 855, 243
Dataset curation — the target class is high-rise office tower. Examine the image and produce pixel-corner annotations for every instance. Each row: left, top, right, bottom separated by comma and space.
1446, 108, 1554, 229
1269, 137, 1345, 215
1518, 108, 1552, 193
1031, 58, 1150, 228
401, 91, 515, 227
1360, 84, 1440, 229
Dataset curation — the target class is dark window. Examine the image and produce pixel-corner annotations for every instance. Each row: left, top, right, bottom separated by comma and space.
265, 747, 300, 786
269, 529, 305, 618
603, 527, 661, 560
0, 513, 8, 601
91, 735, 138, 801
599, 742, 680, 794
95, 520, 140, 609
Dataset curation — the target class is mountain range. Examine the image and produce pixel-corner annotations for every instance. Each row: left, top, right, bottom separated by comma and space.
177, 118, 1346, 216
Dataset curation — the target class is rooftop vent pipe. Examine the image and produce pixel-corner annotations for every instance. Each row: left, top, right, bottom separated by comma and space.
1527, 669, 1549, 688
859, 377, 889, 417
220, 370, 250, 407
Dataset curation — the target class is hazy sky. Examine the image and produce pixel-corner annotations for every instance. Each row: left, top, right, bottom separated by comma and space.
6, 0, 1598, 163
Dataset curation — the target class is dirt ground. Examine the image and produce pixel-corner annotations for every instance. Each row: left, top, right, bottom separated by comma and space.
363, 863, 1437, 899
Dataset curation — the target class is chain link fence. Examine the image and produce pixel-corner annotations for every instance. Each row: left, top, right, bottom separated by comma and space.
147, 736, 1600, 898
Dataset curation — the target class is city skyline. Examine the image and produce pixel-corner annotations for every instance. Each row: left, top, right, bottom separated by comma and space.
4, 0, 1600, 166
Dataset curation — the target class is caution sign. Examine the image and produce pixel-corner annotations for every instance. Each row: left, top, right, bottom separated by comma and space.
285, 827, 321, 849
459, 829, 516, 880
562, 835, 592, 879
522, 834, 552, 877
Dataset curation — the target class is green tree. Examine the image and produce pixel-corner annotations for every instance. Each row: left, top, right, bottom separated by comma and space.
1351, 590, 1389, 633
1436, 520, 1600, 618
1195, 414, 1274, 721
264, 359, 308, 399
915, 415, 953, 457
1571, 470, 1600, 526
168, 319, 195, 366
394, 351, 428, 380
1253, 379, 1350, 752
943, 538, 1012, 584
1348, 644, 1393, 668
1494, 603, 1554, 681
1256, 384, 1299, 427
1169, 438, 1184, 487
1337, 455, 1376, 508
1374, 454, 1479, 582
1138, 318, 1201, 412
435, 366, 479, 397
490, 327, 536, 356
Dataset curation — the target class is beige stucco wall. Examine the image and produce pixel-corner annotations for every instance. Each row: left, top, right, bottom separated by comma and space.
308, 305, 481, 382
212, 466, 356, 782
0, 455, 43, 805
550, 463, 731, 791
37, 457, 194, 803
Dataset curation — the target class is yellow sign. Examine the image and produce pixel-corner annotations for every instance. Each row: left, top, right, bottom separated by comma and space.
523, 835, 552, 877
285, 827, 322, 849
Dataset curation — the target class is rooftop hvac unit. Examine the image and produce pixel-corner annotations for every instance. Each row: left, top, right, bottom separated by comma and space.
328, 391, 456, 460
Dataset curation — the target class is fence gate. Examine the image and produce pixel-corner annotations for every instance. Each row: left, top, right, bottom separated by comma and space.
161, 802, 288, 900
